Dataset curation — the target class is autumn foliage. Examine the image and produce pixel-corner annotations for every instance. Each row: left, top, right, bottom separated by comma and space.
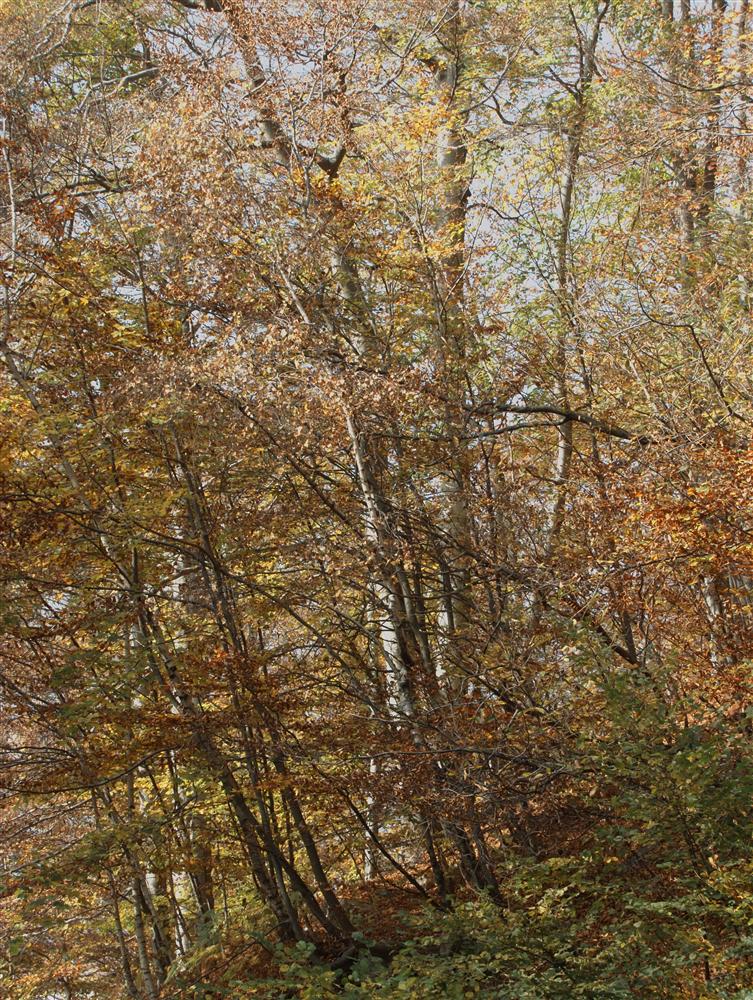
2, 1, 753, 997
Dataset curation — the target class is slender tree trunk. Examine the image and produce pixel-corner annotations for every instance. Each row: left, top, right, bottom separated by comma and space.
107, 871, 142, 1000
699, 0, 727, 230
132, 876, 159, 1000
432, 0, 474, 657
737, 0, 750, 218
544, 5, 608, 560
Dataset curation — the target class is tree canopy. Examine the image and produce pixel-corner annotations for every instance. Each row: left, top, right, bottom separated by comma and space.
3, 1, 753, 997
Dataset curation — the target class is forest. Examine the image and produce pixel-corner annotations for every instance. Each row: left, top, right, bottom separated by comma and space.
2, 0, 753, 996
